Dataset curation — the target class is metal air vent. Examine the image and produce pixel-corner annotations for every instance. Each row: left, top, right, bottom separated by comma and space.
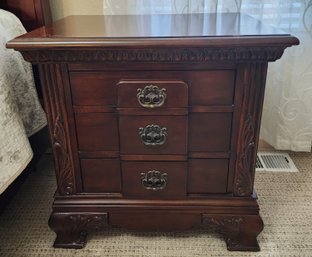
256, 152, 298, 172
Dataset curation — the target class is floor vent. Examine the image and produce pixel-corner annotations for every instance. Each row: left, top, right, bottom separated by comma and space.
256, 152, 298, 172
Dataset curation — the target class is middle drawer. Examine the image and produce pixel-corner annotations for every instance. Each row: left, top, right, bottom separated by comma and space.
119, 115, 187, 155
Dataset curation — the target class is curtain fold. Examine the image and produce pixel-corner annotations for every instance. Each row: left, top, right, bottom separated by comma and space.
103, 0, 312, 152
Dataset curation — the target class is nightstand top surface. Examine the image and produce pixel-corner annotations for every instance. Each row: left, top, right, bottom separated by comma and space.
7, 13, 299, 49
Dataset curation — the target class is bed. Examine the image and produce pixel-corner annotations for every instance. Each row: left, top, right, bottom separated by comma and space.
0, 0, 51, 205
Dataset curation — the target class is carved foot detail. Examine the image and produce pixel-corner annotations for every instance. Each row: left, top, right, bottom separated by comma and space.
49, 212, 108, 249
202, 214, 264, 251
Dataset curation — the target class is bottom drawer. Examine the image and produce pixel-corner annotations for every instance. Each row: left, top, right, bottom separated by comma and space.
188, 159, 229, 194
122, 162, 187, 198
81, 159, 121, 193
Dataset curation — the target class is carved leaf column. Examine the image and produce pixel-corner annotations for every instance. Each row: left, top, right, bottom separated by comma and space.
39, 64, 76, 195
233, 63, 268, 196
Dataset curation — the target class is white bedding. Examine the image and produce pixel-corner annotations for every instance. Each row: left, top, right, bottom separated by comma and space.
0, 9, 47, 194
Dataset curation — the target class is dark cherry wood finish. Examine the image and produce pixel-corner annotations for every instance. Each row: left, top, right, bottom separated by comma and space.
188, 159, 229, 194
0, 0, 51, 31
80, 159, 121, 193
7, 13, 299, 251
119, 115, 188, 155
122, 161, 187, 198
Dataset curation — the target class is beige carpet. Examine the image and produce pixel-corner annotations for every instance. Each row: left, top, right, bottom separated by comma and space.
0, 152, 312, 257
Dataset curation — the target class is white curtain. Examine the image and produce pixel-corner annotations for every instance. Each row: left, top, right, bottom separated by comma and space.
103, 0, 312, 152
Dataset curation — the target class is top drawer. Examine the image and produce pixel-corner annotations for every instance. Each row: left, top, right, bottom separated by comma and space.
70, 72, 117, 106
117, 80, 188, 108
70, 70, 235, 106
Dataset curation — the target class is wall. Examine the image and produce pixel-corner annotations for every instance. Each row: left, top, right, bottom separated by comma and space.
49, 0, 104, 21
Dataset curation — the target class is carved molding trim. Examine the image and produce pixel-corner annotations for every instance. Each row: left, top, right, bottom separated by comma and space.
68, 213, 108, 232
40, 64, 75, 195
21, 47, 286, 63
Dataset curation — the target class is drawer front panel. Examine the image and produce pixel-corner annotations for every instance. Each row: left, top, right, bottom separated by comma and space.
71, 72, 117, 106
122, 161, 187, 198
75, 113, 119, 151
188, 70, 235, 105
117, 80, 188, 108
70, 70, 235, 106
188, 159, 229, 194
81, 159, 121, 193
189, 113, 232, 152
119, 116, 187, 155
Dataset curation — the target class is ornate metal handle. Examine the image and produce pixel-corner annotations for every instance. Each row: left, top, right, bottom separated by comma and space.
139, 124, 167, 146
137, 85, 167, 108
141, 170, 167, 191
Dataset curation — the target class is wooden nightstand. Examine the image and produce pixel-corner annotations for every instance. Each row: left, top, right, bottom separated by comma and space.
7, 13, 298, 251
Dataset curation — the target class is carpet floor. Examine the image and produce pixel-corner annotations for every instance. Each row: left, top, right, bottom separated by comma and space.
0, 152, 311, 257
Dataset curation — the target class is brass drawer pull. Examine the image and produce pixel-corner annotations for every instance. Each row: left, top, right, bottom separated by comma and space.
139, 124, 167, 146
141, 170, 167, 191
137, 85, 167, 108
